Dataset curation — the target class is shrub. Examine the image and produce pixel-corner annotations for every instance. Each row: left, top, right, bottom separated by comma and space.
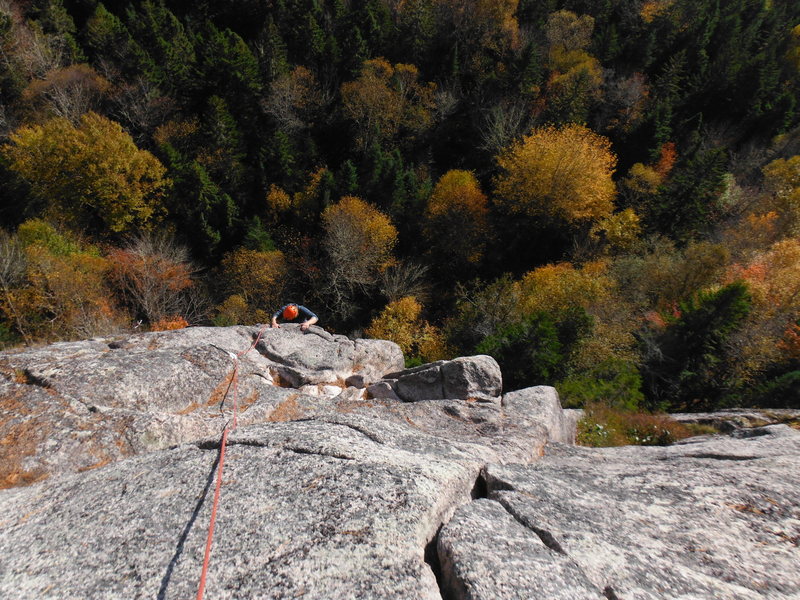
150, 316, 189, 331
559, 358, 644, 411
365, 296, 450, 365
5, 224, 128, 342
213, 294, 248, 327
476, 308, 591, 391
745, 371, 800, 408
577, 403, 691, 447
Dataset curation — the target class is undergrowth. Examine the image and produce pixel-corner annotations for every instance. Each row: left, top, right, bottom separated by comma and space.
577, 403, 691, 447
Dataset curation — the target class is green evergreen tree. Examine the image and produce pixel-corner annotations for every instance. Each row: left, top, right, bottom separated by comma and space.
335, 160, 359, 197
83, 3, 154, 78
648, 148, 728, 242
26, 0, 85, 62
125, 0, 197, 97
255, 17, 290, 81
476, 307, 593, 392
639, 281, 752, 411
160, 143, 238, 260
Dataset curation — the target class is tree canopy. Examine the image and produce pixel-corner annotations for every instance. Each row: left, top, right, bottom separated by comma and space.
1, 0, 800, 412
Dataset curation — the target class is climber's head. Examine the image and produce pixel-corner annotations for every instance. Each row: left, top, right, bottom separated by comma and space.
283, 304, 299, 320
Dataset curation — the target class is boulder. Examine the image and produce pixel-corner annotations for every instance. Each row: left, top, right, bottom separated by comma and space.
257, 325, 404, 387
442, 356, 503, 401
392, 361, 447, 401
378, 356, 502, 403
502, 386, 575, 445
439, 424, 800, 600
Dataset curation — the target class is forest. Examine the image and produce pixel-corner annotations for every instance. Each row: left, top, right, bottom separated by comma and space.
1, 0, 800, 424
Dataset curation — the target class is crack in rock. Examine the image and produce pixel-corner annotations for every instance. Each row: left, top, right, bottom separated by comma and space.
470, 473, 488, 500
15, 368, 53, 388
424, 525, 447, 600
603, 585, 621, 600
282, 446, 356, 460
660, 453, 759, 461
194, 437, 355, 461
493, 494, 568, 555
318, 419, 386, 446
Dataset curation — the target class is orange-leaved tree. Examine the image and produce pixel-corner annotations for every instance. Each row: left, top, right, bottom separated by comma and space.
725, 238, 800, 379
1, 112, 169, 235
494, 123, 617, 225
21, 64, 111, 124
106, 233, 199, 328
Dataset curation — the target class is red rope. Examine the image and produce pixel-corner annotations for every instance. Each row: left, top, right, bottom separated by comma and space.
196, 323, 270, 600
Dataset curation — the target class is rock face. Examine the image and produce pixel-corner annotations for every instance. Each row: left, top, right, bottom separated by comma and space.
1, 325, 799, 599
440, 425, 800, 600
0, 324, 402, 485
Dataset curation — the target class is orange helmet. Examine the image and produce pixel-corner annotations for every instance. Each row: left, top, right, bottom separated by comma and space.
283, 304, 299, 320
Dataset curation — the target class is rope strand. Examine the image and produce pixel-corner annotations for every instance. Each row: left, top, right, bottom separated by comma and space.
196, 323, 270, 600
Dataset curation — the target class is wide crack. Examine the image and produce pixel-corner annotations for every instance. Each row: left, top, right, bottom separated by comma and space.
424, 524, 447, 600
194, 437, 355, 461
424, 471, 489, 600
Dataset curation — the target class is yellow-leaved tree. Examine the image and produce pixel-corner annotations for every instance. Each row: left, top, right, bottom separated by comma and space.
322, 196, 398, 319
265, 167, 330, 224
215, 247, 286, 325
341, 58, 436, 149
365, 296, 449, 365
543, 10, 604, 123
761, 155, 800, 238
494, 123, 617, 225
1, 220, 126, 343
519, 260, 639, 369
1, 112, 169, 235
590, 208, 642, 253
424, 170, 490, 266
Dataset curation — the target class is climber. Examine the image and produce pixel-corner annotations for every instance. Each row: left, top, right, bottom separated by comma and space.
271, 303, 318, 331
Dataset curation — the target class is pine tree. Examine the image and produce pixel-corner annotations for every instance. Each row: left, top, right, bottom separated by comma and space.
640, 282, 752, 411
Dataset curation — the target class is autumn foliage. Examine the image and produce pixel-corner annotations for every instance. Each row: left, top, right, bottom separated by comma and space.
494, 124, 617, 224
2, 113, 169, 234
365, 296, 448, 365
424, 170, 489, 265
1, 0, 800, 416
